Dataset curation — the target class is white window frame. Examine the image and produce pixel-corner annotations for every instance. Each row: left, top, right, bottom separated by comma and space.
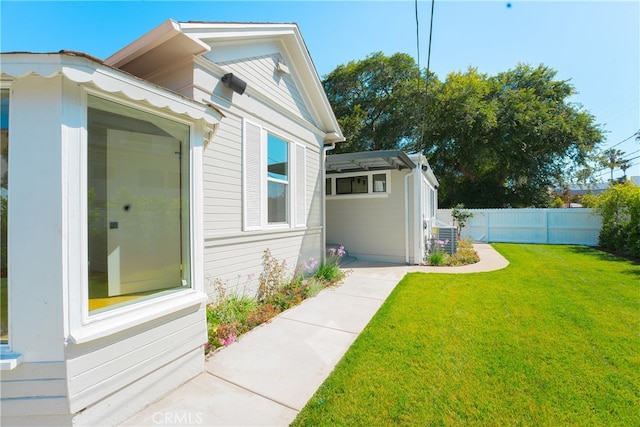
242, 119, 306, 231
68, 88, 206, 344
266, 132, 290, 226
0, 83, 18, 368
326, 170, 391, 200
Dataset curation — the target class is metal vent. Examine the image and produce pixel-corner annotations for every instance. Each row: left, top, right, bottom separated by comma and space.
436, 226, 457, 255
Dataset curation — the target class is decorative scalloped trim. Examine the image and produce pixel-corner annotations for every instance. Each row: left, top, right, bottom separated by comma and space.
1, 53, 221, 125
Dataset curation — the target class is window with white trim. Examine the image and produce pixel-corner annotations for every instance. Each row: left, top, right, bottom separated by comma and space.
243, 119, 306, 230
326, 171, 390, 197
87, 96, 191, 314
267, 134, 288, 223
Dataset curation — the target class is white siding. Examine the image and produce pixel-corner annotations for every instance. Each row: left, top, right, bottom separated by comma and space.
200, 69, 326, 300
327, 170, 409, 263
1, 74, 210, 426
1, 362, 69, 417
217, 53, 315, 125
204, 116, 244, 234
204, 228, 323, 297
65, 305, 206, 413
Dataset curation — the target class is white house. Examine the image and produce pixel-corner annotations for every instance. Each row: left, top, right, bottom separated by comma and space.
325, 150, 439, 264
0, 19, 343, 426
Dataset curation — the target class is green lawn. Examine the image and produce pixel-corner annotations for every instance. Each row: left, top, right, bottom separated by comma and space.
293, 244, 640, 426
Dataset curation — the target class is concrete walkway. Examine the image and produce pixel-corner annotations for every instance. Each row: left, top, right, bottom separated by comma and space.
121, 244, 508, 427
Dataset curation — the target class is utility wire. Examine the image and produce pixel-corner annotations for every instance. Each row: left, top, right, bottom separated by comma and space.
607, 130, 640, 149
415, 0, 420, 68
422, 0, 436, 153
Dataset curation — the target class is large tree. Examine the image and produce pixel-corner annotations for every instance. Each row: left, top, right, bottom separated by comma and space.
323, 52, 426, 153
324, 55, 603, 207
422, 64, 603, 207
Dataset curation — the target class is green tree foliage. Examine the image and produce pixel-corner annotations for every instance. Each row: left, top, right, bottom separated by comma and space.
323, 52, 425, 153
585, 182, 640, 257
324, 55, 603, 207
600, 148, 628, 183
423, 64, 603, 207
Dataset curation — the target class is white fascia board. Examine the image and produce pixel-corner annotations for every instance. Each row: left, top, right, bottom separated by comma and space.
105, 19, 211, 68
410, 153, 439, 187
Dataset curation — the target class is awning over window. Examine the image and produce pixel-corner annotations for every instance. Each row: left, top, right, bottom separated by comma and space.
326, 150, 416, 173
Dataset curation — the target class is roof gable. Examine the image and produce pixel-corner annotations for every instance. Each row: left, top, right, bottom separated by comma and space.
105, 19, 343, 144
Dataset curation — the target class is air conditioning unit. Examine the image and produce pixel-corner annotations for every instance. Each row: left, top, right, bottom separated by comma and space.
436, 226, 457, 255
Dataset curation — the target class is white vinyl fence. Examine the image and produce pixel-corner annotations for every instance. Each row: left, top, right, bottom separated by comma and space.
437, 208, 602, 246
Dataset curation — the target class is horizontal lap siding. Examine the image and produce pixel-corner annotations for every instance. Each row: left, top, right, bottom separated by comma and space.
305, 148, 322, 228
1, 362, 69, 417
204, 116, 243, 234
204, 228, 323, 298
327, 171, 407, 263
219, 54, 315, 124
65, 305, 206, 413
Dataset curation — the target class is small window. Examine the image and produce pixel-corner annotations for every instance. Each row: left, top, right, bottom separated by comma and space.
267, 134, 289, 224
325, 178, 331, 195
373, 174, 387, 192
336, 176, 368, 194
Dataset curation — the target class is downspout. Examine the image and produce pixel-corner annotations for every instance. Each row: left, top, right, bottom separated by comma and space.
322, 142, 337, 264
404, 166, 417, 264
413, 156, 425, 264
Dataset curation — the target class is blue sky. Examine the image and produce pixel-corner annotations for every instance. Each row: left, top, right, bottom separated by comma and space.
2, 0, 638, 180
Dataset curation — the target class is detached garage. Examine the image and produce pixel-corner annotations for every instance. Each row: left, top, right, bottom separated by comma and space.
325, 150, 439, 264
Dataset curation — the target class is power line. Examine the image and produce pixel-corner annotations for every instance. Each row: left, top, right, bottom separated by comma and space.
607, 130, 640, 149
415, 0, 420, 68
621, 149, 640, 160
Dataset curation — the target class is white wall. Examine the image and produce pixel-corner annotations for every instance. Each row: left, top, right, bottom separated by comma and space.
189, 50, 327, 298
327, 170, 409, 263
2, 74, 208, 426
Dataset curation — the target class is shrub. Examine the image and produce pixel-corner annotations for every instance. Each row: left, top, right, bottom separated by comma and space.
205, 247, 348, 353
447, 247, 480, 266
246, 304, 281, 329
588, 181, 640, 257
427, 238, 479, 266
257, 249, 288, 302
314, 245, 346, 284
427, 251, 449, 266
427, 239, 449, 266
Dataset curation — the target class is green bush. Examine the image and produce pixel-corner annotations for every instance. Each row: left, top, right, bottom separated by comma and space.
427, 251, 449, 266
588, 181, 640, 257
205, 248, 347, 353
447, 247, 481, 266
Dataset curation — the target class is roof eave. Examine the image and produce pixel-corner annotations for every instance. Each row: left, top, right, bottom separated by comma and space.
104, 19, 211, 69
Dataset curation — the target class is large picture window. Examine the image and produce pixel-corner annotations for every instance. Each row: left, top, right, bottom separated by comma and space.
87, 96, 191, 313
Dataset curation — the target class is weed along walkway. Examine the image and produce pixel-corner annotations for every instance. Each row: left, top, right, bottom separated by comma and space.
121, 244, 508, 426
